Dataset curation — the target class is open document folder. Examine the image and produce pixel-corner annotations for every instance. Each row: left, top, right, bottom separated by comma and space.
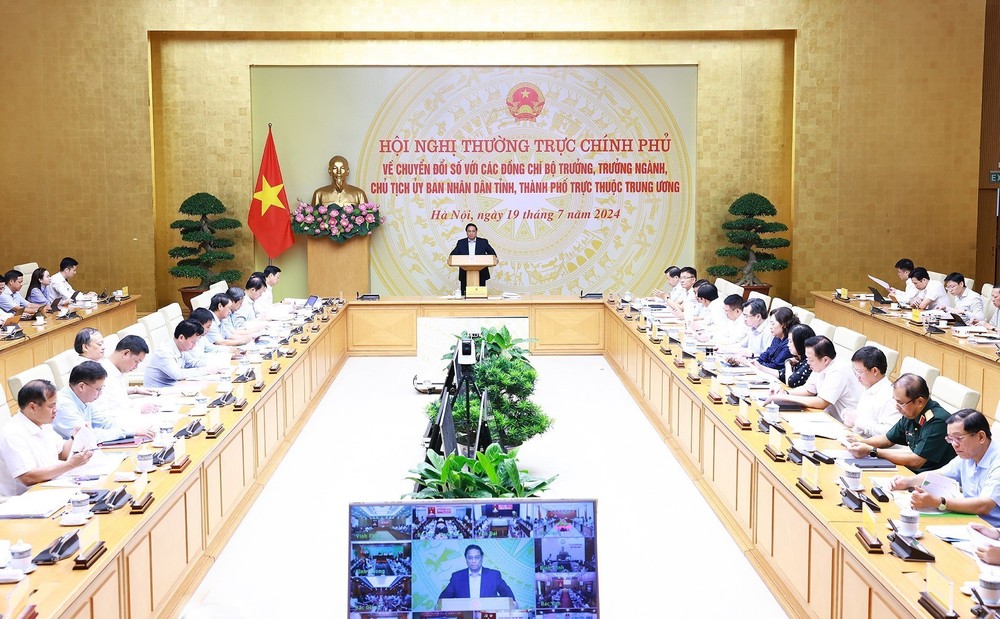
0, 489, 77, 518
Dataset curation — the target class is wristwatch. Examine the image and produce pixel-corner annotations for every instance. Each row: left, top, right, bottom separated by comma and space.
869, 447, 878, 458
938, 497, 948, 512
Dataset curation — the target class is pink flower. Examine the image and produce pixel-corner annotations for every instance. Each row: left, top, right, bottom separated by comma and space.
380, 217, 386, 223
295, 214, 304, 222
359, 204, 367, 213
370, 204, 379, 212
354, 216, 364, 224
331, 210, 340, 218
305, 215, 314, 224
344, 205, 354, 214
365, 213, 375, 223
320, 222, 329, 229
346, 223, 354, 231
318, 205, 327, 214
340, 217, 349, 227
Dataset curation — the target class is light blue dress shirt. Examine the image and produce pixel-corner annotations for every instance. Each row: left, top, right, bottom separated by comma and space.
937, 440, 1000, 526
54, 386, 127, 444
144, 341, 204, 387
0, 290, 27, 312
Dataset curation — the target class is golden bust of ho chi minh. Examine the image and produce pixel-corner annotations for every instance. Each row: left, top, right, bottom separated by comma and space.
311, 155, 369, 206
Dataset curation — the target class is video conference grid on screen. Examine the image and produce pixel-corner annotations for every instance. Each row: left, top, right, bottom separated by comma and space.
349, 500, 599, 619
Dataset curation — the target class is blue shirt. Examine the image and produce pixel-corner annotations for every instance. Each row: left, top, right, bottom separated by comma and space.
758, 336, 793, 371
27, 286, 56, 305
54, 387, 127, 444
0, 290, 27, 312
937, 440, 1000, 526
144, 341, 204, 387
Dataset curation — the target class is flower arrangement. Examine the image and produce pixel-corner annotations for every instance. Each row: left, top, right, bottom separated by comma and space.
291, 200, 384, 243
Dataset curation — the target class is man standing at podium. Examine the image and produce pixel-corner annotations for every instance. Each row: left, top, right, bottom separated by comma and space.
438, 544, 514, 604
450, 223, 497, 295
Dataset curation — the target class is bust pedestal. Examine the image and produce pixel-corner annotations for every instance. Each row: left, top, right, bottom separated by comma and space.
306, 235, 371, 298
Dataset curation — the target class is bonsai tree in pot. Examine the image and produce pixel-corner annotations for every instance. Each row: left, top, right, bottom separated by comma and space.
168, 192, 243, 307
706, 192, 790, 288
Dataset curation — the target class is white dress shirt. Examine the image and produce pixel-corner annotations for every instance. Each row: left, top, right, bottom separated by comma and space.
804, 356, 864, 423
914, 280, 948, 310
894, 279, 918, 305
848, 376, 900, 437
669, 285, 686, 304
254, 285, 274, 314
49, 272, 76, 300
953, 288, 985, 322
0, 412, 65, 497
468, 569, 481, 598
467, 239, 478, 255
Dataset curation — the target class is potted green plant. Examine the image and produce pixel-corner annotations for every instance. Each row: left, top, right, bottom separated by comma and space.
706, 192, 790, 293
168, 192, 243, 308
426, 326, 551, 448
404, 443, 556, 499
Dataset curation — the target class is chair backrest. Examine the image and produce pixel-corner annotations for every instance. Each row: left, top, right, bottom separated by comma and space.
139, 314, 171, 353
983, 284, 996, 323
102, 333, 120, 356
832, 326, 867, 357
158, 303, 184, 332
931, 376, 980, 413
770, 297, 793, 312
966, 277, 975, 290
45, 349, 82, 390
0, 380, 10, 428
927, 270, 946, 283
117, 323, 147, 341
7, 365, 56, 403
898, 356, 940, 391
12, 262, 38, 279
809, 318, 835, 340
190, 290, 213, 310
209, 280, 228, 294
866, 340, 900, 378
747, 291, 771, 311
792, 306, 814, 325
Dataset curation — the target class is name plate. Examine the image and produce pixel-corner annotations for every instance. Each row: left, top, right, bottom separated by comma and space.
466, 285, 488, 298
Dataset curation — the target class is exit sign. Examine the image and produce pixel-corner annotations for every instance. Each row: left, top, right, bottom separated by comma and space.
992, 171, 1000, 183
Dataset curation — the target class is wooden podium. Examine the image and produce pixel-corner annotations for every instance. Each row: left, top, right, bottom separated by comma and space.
448, 254, 498, 297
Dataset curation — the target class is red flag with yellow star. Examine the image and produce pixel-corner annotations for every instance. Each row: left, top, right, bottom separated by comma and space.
248, 125, 294, 258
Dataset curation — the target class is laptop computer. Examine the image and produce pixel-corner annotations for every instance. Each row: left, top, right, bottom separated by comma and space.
950, 313, 969, 327
305, 295, 318, 308
868, 286, 893, 305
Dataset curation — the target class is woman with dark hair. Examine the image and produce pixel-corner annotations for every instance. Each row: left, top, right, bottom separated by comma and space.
25, 267, 57, 305
751, 306, 799, 374
781, 324, 816, 387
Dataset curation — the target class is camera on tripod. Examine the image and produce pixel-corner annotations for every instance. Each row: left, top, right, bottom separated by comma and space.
456, 338, 477, 366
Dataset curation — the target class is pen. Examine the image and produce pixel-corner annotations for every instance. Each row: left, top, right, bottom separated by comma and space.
73, 475, 100, 482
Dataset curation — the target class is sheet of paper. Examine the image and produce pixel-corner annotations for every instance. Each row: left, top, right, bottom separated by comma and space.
868, 274, 891, 291
919, 472, 961, 499
63, 451, 126, 477
71, 426, 97, 454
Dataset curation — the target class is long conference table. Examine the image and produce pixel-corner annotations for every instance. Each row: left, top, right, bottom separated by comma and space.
812, 291, 1000, 418
0, 295, 987, 618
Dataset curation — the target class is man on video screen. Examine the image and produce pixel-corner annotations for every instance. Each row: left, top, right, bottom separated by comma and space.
438, 544, 514, 602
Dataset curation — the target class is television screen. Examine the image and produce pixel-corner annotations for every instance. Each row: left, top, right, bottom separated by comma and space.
349, 499, 599, 619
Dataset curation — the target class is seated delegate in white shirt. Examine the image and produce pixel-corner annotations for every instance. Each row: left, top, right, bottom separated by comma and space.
888, 259, 917, 305
95, 335, 159, 417
253, 265, 281, 315
709, 294, 749, 348
889, 410, 1000, 526
654, 266, 680, 301
909, 267, 948, 310
0, 379, 92, 497
842, 346, 900, 437
49, 257, 79, 300
692, 283, 725, 328
943, 272, 985, 322
767, 335, 863, 423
